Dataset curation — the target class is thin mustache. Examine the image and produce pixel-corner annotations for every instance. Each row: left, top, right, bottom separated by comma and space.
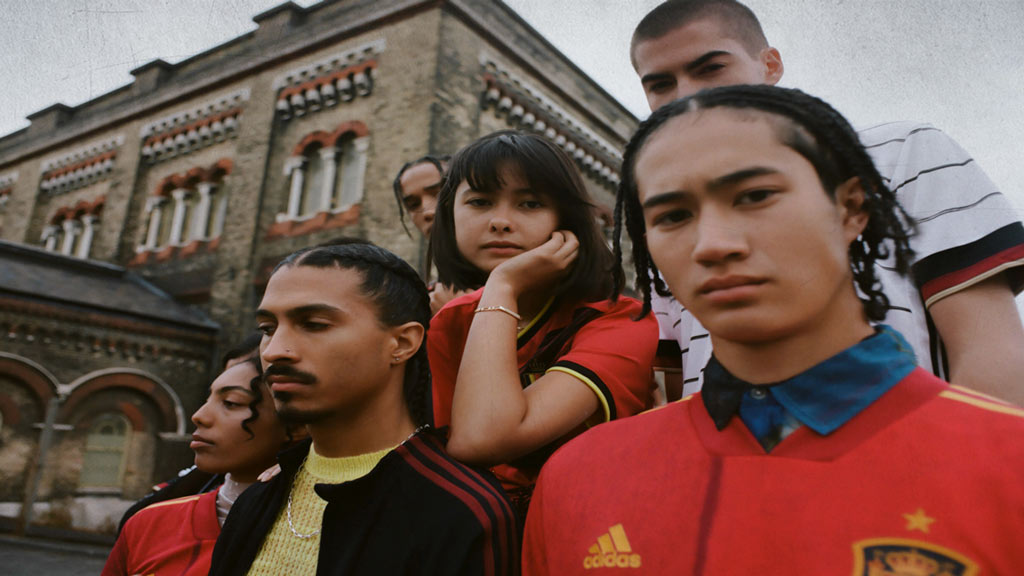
263, 365, 318, 385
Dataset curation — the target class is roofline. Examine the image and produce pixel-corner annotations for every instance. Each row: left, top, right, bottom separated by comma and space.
0, 240, 219, 332
0, 0, 635, 167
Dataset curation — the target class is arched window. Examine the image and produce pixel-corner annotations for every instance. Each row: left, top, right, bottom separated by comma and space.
78, 413, 130, 490
279, 123, 369, 222
40, 203, 102, 259
139, 160, 232, 252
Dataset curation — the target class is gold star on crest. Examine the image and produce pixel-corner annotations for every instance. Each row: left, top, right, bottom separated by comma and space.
903, 508, 936, 533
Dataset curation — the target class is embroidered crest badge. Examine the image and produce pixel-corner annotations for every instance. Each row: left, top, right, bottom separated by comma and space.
851, 539, 978, 576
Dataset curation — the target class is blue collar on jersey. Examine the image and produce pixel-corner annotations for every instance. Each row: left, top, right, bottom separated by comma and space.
702, 326, 918, 436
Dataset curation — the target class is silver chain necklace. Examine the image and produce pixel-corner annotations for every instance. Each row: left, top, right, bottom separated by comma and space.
285, 425, 429, 540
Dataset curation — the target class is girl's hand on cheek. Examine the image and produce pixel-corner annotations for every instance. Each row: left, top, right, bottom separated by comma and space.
490, 230, 579, 297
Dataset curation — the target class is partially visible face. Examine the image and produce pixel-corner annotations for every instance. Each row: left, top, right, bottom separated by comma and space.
633, 17, 779, 111
190, 362, 288, 483
635, 109, 862, 344
399, 162, 443, 236
452, 164, 560, 273
256, 265, 400, 425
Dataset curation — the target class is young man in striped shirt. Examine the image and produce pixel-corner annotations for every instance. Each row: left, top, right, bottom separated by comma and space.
632, 0, 1024, 403
210, 240, 518, 576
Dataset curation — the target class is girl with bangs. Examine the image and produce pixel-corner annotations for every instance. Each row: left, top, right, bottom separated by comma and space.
428, 130, 658, 520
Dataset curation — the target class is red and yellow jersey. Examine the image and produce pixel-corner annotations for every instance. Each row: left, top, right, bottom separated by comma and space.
524, 370, 1024, 575
102, 489, 219, 576
429, 290, 657, 491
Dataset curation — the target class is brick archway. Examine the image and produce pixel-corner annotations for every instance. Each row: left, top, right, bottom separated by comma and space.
61, 370, 185, 434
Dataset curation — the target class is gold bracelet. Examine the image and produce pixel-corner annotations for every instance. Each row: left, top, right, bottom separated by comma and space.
473, 305, 522, 321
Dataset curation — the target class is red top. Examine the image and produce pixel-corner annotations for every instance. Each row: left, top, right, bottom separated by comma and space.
429, 290, 657, 491
524, 369, 1024, 574
103, 489, 220, 576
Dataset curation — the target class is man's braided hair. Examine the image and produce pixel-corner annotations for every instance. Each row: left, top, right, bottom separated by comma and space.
613, 84, 915, 322
273, 238, 432, 426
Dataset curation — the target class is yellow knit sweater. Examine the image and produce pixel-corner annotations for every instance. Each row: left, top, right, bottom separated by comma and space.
246, 444, 393, 576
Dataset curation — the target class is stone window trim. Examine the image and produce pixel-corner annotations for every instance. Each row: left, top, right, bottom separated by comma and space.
40, 196, 105, 259
269, 121, 369, 238
132, 159, 232, 265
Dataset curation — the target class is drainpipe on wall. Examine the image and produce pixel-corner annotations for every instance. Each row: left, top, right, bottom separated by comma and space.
18, 396, 64, 534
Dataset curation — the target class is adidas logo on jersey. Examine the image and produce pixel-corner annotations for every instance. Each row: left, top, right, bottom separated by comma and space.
583, 523, 642, 569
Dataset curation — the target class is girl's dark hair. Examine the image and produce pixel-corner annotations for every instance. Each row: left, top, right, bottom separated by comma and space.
432, 130, 619, 301
273, 239, 432, 426
238, 355, 265, 439
221, 330, 262, 369
392, 154, 449, 237
614, 84, 915, 322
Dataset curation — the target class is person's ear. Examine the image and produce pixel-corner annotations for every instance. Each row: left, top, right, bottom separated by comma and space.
389, 321, 425, 365
761, 47, 784, 86
835, 177, 869, 243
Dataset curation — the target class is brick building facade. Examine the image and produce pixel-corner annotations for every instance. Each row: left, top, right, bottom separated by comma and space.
0, 0, 636, 536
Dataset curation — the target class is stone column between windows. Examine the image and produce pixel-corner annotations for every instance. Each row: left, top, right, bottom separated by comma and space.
60, 219, 80, 255
42, 225, 59, 251
191, 182, 214, 241
168, 188, 189, 245
338, 136, 370, 211
76, 214, 96, 259
144, 197, 164, 250
211, 184, 228, 238
318, 146, 338, 213
285, 157, 306, 219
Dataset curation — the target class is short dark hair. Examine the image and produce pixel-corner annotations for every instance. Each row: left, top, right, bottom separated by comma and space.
614, 84, 915, 323
392, 154, 450, 237
631, 0, 769, 67
272, 239, 432, 426
431, 130, 619, 302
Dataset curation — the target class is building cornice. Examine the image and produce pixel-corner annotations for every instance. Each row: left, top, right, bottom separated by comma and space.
0, 0, 634, 169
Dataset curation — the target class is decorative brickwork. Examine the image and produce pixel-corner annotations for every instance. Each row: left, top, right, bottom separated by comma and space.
272, 39, 384, 120
39, 136, 123, 196
140, 89, 249, 164
479, 55, 622, 189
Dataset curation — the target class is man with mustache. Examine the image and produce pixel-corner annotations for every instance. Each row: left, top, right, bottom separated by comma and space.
209, 240, 517, 576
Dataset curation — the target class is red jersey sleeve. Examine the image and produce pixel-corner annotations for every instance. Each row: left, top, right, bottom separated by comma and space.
428, 292, 479, 428
547, 298, 657, 422
101, 533, 129, 576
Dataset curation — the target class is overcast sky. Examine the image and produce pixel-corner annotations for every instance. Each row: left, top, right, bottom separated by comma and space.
2, 0, 1022, 310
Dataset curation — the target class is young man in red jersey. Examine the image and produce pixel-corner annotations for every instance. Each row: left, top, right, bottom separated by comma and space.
523, 85, 1024, 574
210, 240, 517, 576
631, 0, 1024, 403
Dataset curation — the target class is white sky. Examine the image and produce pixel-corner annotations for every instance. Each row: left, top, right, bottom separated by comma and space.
2, 0, 1022, 313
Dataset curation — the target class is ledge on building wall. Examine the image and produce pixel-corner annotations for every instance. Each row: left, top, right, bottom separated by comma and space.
26, 104, 76, 137
129, 237, 221, 267
130, 59, 175, 94
266, 205, 360, 239
253, 1, 306, 40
